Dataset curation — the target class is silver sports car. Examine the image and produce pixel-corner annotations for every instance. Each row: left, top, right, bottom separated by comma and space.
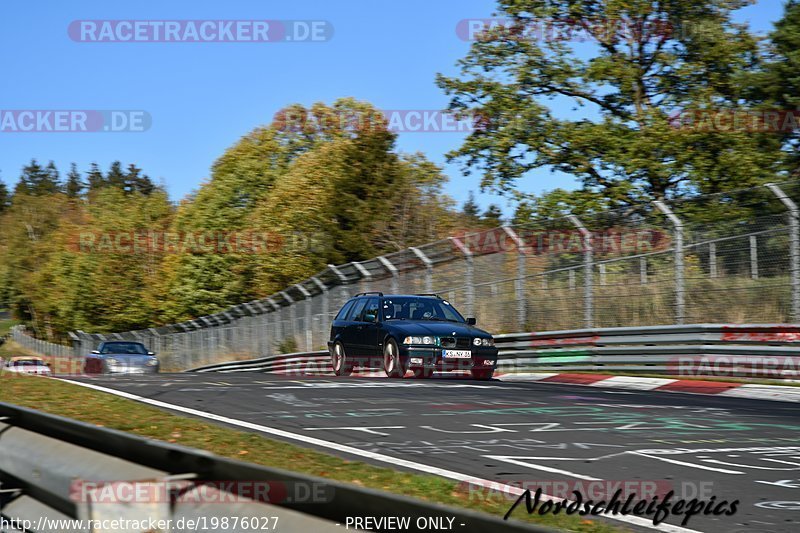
84, 341, 160, 374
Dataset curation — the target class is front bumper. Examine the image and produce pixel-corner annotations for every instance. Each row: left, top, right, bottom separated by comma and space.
400, 345, 498, 371
105, 365, 160, 374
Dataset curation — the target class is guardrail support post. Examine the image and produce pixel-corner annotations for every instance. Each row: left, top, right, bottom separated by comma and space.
568, 215, 593, 328
654, 200, 685, 324
449, 237, 474, 317
502, 226, 527, 330
767, 183, 800, 321
409, 247, 433, 293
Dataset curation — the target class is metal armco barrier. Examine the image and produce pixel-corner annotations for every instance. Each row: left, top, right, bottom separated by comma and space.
0, 403, 550, 533
188, 324, 800, 379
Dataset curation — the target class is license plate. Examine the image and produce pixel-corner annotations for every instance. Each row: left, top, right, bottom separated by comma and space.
442, 349, 471, 359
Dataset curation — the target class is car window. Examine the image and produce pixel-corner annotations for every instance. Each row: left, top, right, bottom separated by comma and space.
100, 342, 148, 354
382, 297, 466, 322
346, 298, 367, 321
335, 300, 355, 320
361, 298, 379, 323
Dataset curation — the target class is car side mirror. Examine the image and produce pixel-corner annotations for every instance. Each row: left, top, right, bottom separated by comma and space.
91, 350, 100, 354
466, 317, 477, 326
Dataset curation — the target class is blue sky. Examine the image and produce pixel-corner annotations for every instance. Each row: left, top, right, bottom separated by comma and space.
0, 0, 788, 214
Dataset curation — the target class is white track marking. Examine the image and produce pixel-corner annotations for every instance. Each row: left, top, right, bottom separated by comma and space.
629, 452, 744, 475
59, 378, 702, 533
588, 376, 676, 390
482, 456, 602, 481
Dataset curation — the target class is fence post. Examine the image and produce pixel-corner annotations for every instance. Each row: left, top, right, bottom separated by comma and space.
295, 284, 312, 351
502, 226, 527, 331
709, 242, 717, 278
654, 200, 685, 324
378, 256, 399, 294
449, 236, 474, 317
352, 262, 372, 294
311, 277, 328, 347
409, 247, 433, 293
640, 257, 647, 284
767, 183, 800, 321
568, 215, 593, 328
327, 263, 350, 309
750, 235, 759, 280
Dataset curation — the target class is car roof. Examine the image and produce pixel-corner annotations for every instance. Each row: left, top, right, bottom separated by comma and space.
10, 356, 44, 361
351, 294, 442, 299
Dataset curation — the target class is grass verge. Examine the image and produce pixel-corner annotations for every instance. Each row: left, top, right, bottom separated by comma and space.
0, 374, 625, 532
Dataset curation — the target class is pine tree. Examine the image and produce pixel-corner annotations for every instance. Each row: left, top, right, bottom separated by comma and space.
16, 159, 61, 196
125, 164, 155, 195
86, 163, 105, 192
65, 163, 84, 198
462, 191, 480, 221
482, 204, 503, 226
106, 161, 126, 190
0, 179, 8, 213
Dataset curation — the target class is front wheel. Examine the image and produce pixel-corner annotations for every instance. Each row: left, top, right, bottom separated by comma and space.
383, 339, 407, 378
471, 369, 494, 380
331, 342, 354, 376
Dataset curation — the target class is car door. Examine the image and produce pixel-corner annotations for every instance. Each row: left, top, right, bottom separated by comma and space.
356, 297, 381, 364
341, 297, 367, 358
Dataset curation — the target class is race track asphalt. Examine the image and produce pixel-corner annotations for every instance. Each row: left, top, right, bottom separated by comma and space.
63, 372, 800, 533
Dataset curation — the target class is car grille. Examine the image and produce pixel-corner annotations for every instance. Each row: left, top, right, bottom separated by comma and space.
440, 337, 471, 349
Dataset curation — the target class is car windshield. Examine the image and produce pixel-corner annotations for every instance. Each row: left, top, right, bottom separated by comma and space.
382, 297, 466, 323
100, 342, 148, 355
13, 360, 45, 367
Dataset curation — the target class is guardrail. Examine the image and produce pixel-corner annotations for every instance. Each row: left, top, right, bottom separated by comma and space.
189, 323, 800, 379
0, 402, 549, 533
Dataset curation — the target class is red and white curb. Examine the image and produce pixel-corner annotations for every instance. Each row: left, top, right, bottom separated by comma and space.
499, 372, 800, 403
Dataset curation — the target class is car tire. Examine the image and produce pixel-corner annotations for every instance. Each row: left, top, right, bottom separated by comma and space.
471, 369, 494, 380
331, 342, 354, 376
411, 367, 434, 379
383, 339, 407, 378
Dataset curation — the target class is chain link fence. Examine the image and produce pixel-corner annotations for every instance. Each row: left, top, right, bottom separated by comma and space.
9, 181, 800, 371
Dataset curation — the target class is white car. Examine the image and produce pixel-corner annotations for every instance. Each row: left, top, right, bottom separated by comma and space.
4, 356, 52, 375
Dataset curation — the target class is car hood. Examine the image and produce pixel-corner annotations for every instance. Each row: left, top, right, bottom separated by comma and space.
384, 320, 491, 337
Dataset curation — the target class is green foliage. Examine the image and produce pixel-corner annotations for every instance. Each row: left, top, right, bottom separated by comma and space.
437, 0, 783, 213
748, 0, 800, 173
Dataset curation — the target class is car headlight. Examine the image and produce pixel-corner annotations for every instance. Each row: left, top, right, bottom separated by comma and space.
403, 336, 435, 345
106, 358, 118, 365
474, 338, 495, 347
145, 358, 159, 366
